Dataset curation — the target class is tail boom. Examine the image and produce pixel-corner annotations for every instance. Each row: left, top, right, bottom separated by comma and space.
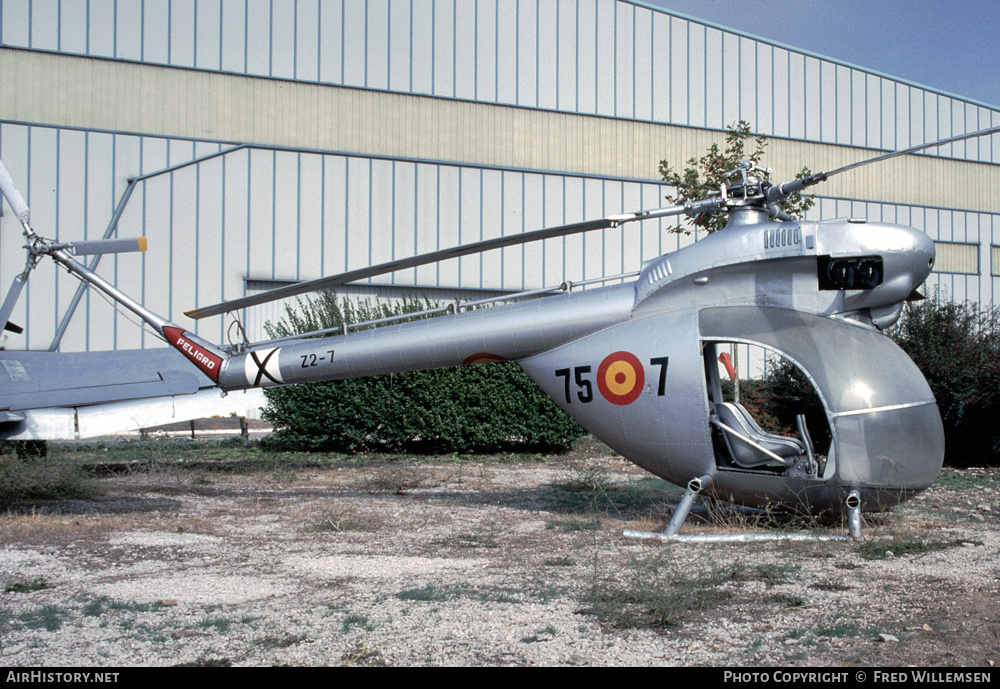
217, 286, 634, 392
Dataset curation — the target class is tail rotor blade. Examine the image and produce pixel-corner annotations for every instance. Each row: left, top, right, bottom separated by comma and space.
0, 274, 28, 337
66, 237, 148, 256
0, 159, 30, 225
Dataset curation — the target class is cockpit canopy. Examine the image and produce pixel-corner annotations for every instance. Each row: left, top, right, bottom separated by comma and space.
700, 306, 943, 492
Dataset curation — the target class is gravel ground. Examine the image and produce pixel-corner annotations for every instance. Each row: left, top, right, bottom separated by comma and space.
1, 447, 998, 667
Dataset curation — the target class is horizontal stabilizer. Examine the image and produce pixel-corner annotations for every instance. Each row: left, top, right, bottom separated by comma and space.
0, 411, 27, 424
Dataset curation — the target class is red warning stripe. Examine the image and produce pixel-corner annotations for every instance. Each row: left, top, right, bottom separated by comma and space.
163, 326, 222, 382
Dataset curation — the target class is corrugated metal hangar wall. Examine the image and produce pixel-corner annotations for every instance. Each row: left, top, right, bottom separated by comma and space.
1, 0, 999, 363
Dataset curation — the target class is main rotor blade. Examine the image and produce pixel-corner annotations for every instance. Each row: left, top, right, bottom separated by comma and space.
825, 124, 1000, 178
766, 124, 1000, 204
0, 159, 30, 225
186, 204, 686, 319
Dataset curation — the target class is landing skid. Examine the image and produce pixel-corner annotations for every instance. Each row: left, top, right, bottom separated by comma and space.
623, 476, 863, 543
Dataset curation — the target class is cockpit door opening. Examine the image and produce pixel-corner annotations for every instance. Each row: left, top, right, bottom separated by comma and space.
703, 341, 831, 479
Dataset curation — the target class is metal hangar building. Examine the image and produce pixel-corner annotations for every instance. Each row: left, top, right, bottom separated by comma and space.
1, 0, 998, 413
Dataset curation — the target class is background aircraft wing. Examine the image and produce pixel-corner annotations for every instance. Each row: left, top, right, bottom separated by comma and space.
0, 348, 251, 440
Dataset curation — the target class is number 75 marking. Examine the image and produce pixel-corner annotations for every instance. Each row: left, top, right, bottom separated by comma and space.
555, 356, 668, 404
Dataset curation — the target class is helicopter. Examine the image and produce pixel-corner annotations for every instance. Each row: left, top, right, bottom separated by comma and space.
2, 125, 998, 537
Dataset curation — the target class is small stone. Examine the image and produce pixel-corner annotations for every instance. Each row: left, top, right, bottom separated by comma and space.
878, 633, 899, 643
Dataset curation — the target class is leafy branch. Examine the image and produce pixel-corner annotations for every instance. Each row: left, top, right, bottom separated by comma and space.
658, 121, 816, 234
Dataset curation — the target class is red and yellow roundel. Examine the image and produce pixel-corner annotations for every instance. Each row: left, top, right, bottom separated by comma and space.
462, 352, 506, 366
597, 351, 645, 405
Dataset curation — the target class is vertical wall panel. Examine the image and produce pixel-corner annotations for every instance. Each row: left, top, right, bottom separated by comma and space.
866, 74, 882, 149
390, 161, 416, 285
413, 163, 439, 287
500, 171, 524, 289
116, 1, 144, 61
668, 15, 687, 124
452, 0, 476, 100
588, 0, 609, 116
787, 52, 804, 139
821, 62, 838, 144
409, 0, 434, 95
687, 22, 705, 126
364, 0, 390, 91
475, 0, 496, 103
880, 78, 896, 153
479, 169, 503, 288
614, 1, 634, 119
293, 0, 318, 81
434, 165, 460, 286
804, 57, 821, 141
317, 0, 343, 83
167, 0, 196, 68
738, 37, 755, 128
387, 0, 412, 93
517, 0, 539, 108
704, 27, 723, 129
770, 47, 787, 137
754, 41, 772, 134
850, 69, 866, 147
496, 2, 518, 105
897, 84, 913, 150
341, 0, 366, 87
633, 6, 653, 121
649, 11, 669, 122
555, 0, 575, 110
87, 0, 115, 57
1, 0, 30, 47
536, 0, 558, 110
320, 155, 346, 277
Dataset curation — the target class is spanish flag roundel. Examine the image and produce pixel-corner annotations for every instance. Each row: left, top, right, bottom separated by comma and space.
597, 351, 645, 405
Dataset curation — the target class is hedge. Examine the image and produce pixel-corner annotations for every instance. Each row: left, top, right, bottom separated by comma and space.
260, 293, 585, 453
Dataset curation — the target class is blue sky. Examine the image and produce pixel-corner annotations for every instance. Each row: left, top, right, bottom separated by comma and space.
643, 0, 1000, 108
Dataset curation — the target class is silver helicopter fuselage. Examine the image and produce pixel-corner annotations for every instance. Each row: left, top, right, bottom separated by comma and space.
218, 209, 943, 512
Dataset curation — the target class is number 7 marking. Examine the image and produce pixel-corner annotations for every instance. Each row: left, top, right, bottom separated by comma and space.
649, 357, 669, 396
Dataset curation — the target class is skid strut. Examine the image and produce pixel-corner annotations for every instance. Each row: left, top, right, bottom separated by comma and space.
624, 478, 863, 542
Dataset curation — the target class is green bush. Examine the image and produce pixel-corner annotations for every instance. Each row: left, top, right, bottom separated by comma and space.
261, 293, 585, 453
886, 294, 1000, 466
